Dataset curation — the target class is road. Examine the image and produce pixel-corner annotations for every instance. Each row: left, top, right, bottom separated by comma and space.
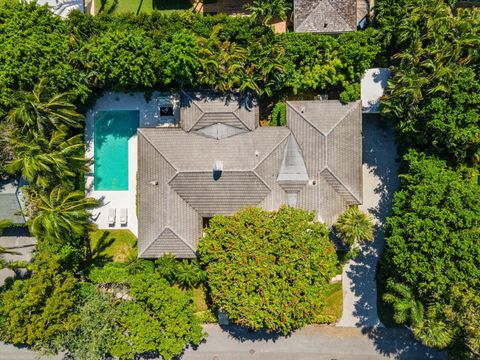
181, 325, 446, 360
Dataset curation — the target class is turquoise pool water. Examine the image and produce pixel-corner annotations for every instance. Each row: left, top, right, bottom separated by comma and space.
94, 110, 139, 191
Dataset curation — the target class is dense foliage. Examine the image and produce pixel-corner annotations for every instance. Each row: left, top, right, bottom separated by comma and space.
64, 271, 204, 360
375, 0, 480, 354
379, 0, 480, 165
379, 151, 480, 350
0, 253, 78, 349
0, 0, 379, 116
112, 273, 204, 360
198, 207, 337, 335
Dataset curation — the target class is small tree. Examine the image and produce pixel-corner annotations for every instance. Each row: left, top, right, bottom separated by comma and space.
335, 206, 374, 248
198, 207, 337, 335
245, 0, 292, 26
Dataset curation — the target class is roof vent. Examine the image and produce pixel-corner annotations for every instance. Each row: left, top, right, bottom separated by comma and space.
300, 107, 305, 113
149, 180, 158, 186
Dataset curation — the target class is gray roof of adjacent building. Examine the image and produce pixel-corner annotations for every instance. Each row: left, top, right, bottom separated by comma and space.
294, 0, 357, 33
138, 96, 362, 258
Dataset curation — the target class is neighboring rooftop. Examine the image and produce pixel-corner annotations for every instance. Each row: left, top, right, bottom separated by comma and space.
294, 0, 358, 33
138, 93, 362, 259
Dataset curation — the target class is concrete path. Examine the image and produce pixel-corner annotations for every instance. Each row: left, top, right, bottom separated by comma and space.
337, 116, 400, 328
0, 236, 35, 287
181, 325, 446, 360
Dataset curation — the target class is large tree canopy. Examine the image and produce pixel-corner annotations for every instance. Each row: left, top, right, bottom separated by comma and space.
380, 150, 480, 349
198, 207, 338, 335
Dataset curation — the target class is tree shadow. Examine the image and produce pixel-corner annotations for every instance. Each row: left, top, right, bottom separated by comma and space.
343, 115, 446, 358
85, 231, 114, 266
217, 324, 284, 343
360, 327, 447, 359
152, 0, 192, 11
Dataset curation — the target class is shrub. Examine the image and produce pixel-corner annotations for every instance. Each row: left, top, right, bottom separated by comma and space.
198, 207, 338, 335
379, 150, 480, 349
0, 252, 78, 349
269, 101, 286, 126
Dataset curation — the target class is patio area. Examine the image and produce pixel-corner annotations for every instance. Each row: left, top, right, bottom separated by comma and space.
85, 92, 179, 236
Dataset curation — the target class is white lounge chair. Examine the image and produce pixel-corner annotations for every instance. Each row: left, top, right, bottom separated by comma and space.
120, 208, 128, 225
108, 208, 116, 225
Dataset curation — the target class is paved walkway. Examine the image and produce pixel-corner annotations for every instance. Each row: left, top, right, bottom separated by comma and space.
0, 236, 35, 287
337, 116, 400, 328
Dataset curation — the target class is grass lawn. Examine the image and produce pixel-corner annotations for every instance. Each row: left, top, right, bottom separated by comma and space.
192, 286, 218, 323
321, 282, 343, 321
95, 0, 193, 15
88, 229, 137, 263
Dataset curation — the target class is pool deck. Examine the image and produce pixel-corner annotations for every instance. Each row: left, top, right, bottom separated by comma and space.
85, 91, 179, 237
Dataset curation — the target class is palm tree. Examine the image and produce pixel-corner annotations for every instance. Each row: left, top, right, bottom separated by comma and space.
155, 254, 179, 284
245, 0, 291, 26
197, 25, 247, 92
174, 260, 207, 290
7, 131, 88, 189
384, 282, 424, 325
413, 313, 455, 349
7, 78, 83, 136
335, 206, 374, 248
30, 185, 98, 243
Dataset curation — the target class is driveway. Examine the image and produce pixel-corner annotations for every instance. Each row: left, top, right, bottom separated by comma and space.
337, 115, 400, 328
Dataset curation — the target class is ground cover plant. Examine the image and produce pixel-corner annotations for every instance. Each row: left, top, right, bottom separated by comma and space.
198, 207, 338, 335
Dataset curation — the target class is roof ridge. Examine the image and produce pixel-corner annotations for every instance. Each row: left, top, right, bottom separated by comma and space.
287, 102, 325, 135
325, 101, 360, 136
138, 129, 178, 172
327, 0, 356, 29
254, 131, 291, 169
182, 90, 205, 131
321, 167, 361, 204
232, 107, 249, 130
139, 226, 196, 258
164, 226, 197, 252
298, 0, 351, 32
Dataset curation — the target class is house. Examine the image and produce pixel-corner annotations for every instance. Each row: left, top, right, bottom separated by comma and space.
137, 91, 362, 258
294, 0, 368, 33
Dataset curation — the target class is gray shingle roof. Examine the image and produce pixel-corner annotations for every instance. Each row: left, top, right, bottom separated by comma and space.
180, 91, 258, 132
138, 99, 362, 258
294, 0, 357, 33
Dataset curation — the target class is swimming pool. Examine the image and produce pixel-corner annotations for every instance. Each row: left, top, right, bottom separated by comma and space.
94, 110, 139, 191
